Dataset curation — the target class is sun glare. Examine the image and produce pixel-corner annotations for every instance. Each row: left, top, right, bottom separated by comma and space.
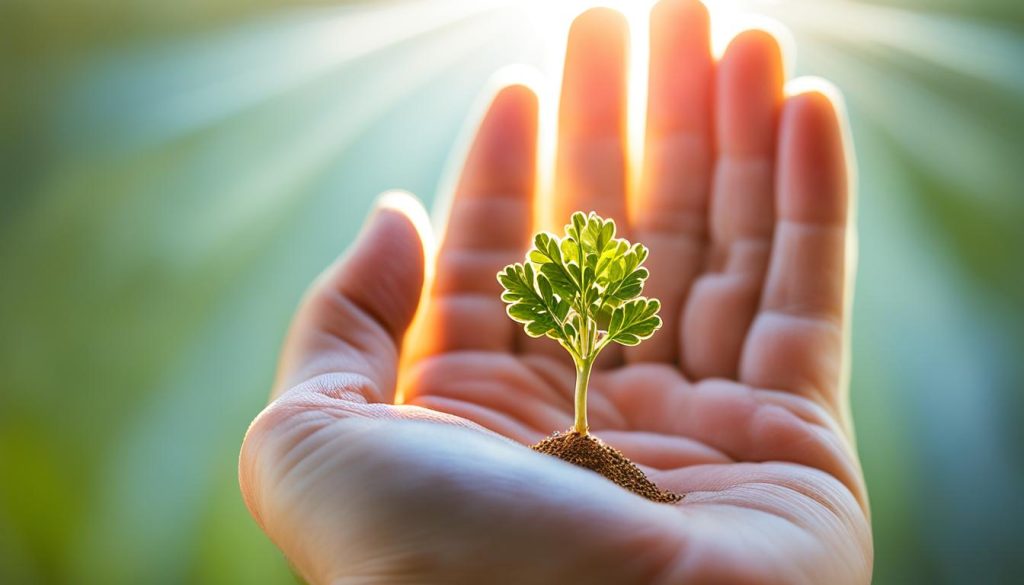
518, 0, 754, 227
523, 0, 657, 158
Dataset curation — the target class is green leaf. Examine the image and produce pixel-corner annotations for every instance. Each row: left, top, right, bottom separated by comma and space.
529, 250, 550, 264
599, 221, 614, 250
601, 243, 651, 305
531, 232, 562, 264
525, 319, 554, 337
560, 238, 579, 262
498, 211, 660, 360
496, 264, 562, 339
594, 240, 628, 281
606, 298, 662, 346
570, 212, 587, 240
540, 263, 577, 298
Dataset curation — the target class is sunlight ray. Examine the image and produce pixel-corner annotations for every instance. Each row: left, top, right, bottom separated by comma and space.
518, 0, 659, 227
63, 0, 509, 152
179, 9, 523, 264
513, 0, 780, 227
757, 0, 1024, 94
798, 37, 1018, 210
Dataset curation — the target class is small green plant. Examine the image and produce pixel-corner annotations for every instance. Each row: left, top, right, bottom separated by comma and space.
497, 211, 662, 436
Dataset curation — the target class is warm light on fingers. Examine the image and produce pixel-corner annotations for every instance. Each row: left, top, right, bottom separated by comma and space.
378, 189, 438, 406
376, 189, 437, 282
431, 64, 545, 247
521, 0, 749, 227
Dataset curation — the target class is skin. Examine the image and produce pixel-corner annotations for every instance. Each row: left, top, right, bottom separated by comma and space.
239, 1, 872, 583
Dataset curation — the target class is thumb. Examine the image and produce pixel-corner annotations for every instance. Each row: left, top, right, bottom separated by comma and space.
273, 190, 431, 402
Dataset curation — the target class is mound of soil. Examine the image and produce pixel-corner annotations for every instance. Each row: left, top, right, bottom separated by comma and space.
532, 431, 682, 504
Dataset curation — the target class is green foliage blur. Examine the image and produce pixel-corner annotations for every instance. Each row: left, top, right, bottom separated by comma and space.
2, 0, 1022, 583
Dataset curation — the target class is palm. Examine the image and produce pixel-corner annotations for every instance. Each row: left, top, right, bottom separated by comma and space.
242, 2, 871, 583
406, 353, 849, 481
401, 351, 868, 583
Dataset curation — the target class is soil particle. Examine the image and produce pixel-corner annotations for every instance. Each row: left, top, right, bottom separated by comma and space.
532, 431, 682, 504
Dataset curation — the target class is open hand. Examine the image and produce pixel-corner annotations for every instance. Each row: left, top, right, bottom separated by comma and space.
240, 2, 872, 583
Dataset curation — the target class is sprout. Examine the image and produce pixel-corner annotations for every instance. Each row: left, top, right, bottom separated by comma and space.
497, 212, 661, 435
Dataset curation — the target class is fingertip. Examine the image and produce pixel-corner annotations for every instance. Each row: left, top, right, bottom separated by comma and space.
724, 14, 795, 73
651, 0, 709, 27
375, 189, 433, 263
717, 28, 785, 156
485, 82, 540, 148
493, 83, 540, 124
646, 0, 713, 135
455, 79, 540, 200
371, 194, 427, 282
562, 6, 629, 136
565, 6, 629, 76
566, 6, 629, 68
785, 78, 848, 128
650, 0, 710, 56
275, 191, 430, 399
778, 81, 851, 224
375, 188, 426, 216
785, 90, 843, 145
487, 63, 542, 124
342, 190, 429, 335
782, 82, 847, 162
722, 28, 784, 81
649, 0, 711, 64
570, 6, 629, 43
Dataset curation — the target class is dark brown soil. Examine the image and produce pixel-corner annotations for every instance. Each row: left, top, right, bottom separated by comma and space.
532, 431, 682, 504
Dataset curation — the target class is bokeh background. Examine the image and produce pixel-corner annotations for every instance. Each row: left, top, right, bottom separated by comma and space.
2, 0, 1022, 583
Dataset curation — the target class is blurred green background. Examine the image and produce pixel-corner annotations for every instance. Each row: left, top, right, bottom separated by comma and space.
1, 0, 1022, 583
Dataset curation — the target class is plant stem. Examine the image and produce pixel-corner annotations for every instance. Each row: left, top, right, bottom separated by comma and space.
573, 358, 594, 435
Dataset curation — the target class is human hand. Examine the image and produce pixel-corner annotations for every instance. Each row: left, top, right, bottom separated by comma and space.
239, 2, 871, 583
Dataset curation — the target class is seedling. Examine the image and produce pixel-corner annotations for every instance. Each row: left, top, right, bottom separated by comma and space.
498, 212, 679, 503
498, 211, 661, 433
